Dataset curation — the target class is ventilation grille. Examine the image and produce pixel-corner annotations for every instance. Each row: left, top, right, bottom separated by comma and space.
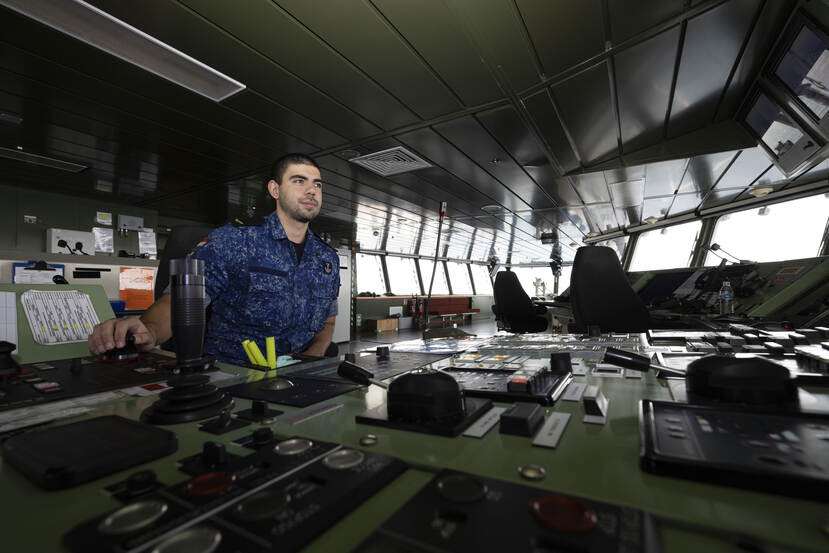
349, 146, 431, 176
0, 146, 87, 172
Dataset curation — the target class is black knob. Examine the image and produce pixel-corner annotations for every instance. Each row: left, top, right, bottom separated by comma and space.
70, 358, 83, 375
344, 352, 356, 363
252, 400, 267, 416
125, 470, 157, 495
376, 346, 390, 359
216, 410, 233, 428
202, 441, 227, 468
252, 428, 273, 447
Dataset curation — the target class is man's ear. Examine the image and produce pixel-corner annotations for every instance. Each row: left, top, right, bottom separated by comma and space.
267, 179, 279, 200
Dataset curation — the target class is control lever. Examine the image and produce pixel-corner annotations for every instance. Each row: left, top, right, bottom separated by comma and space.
337, 360, 389, 389
603, 347, 685, 376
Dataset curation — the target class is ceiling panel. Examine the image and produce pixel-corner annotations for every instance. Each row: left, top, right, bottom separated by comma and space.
608, 0, 683, 43
517, 0, 604, 77
551, 64, 618, 164
370, 0, 501, 107
614, 27, 680, 152
523, 91, 580, 172
700, 187, 745, 209
276, 0, 461, 119
641, 195, 675, 220
434, 116, 556, 209
677, 151, 737, 194
476, 106, 547, 167
446, 0, 541, 91
525, 169, 582, 206
395, 127, 530, 212
644, 158, 688, 197
570, 173, 611, 203
604, 165, 646, 184
736, 164, 789, 200
668, 0, 758, 137
668, 191, 704, 216
584, 203, 620, 233
716, 0, 795, 120
713, 147, 771, 190
609, 179, 645, 208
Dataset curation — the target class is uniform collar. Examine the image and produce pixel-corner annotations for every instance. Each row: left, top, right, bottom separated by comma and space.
267, 210, 316, 247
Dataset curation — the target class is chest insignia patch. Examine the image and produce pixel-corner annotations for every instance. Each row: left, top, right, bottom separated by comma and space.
323, 261, 332, 275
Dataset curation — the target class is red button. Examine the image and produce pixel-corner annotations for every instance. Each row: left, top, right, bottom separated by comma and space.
184, 471, 235, 496
530, 495, 597, 532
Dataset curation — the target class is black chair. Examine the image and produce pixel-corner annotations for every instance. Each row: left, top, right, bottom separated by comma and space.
570, 246, 650, 333
491, 270, 548, 333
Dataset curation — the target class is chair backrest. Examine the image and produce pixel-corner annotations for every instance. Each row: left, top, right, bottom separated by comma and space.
493, 270, 535, 319
570, 246, 650, 332
154, 225, 215, 300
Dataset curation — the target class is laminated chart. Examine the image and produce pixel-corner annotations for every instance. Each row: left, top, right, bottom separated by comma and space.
21, 290, 100, 345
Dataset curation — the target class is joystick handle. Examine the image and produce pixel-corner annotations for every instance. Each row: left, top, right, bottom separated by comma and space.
338, 360, 389, 389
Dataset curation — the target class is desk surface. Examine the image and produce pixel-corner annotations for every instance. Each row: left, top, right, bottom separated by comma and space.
1, 342, 828, 552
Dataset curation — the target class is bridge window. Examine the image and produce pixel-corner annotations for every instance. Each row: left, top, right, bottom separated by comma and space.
629, 221, 702, 271
510, 266, 556, 298
558, 265, 573, 294
385, 256, 421, 295
705, 194, 829, 264
447, 261, 474, 294
418, 259, 450, 295
470, 264, 493, 295
355, 253, 385, 295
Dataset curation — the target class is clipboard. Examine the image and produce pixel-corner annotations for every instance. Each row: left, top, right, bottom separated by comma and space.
12, 261, 66, 285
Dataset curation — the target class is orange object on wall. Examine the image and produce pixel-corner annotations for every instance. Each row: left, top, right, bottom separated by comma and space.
119, 267, 155, 309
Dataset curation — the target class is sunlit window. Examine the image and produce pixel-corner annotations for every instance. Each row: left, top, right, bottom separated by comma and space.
470, 264, 493, 295
418, 259, 449, 295
595, 237, 629, 261
356, 253, 386, 294
558, 265, 573, 294
510, 266, 556, 298
705, 194, 829, 265
447, 261, 474, 294
385, 256, 421, 295
629, 221, 702, 271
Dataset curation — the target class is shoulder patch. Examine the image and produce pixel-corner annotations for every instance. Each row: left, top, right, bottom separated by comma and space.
312, 232, 338, 254
230, 214, 267, 227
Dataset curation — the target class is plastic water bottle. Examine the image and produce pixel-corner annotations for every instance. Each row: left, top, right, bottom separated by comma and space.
719, 280, 735, 315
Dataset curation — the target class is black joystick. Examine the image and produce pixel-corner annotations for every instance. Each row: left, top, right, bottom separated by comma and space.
99, 333, 141, 362
387, 368, 466, 422
0, 341, 20, 381
201, 441, 228, 469
252, 427, 274, 447
141, 258, 233, 425
125, 470, 158, 497
69, 358, 83, 375
376, 346, 390, 359
686, 356, 798, 406
344, 352, 356, 363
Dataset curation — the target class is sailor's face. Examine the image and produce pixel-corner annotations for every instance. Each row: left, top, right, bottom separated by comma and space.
269, 163, 322, 223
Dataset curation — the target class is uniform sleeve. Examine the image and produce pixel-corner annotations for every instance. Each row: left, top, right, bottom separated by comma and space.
190, 226, 243, 302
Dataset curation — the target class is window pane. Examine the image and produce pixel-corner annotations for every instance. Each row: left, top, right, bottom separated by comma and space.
705, 194, 829, 265
775, 25, 829, 119
447, 262, 473, 294
385, 256, 421, 295
356, 253, 385, 294
629, 221, 702, 271
595, 237, 628, 260
470, 264, 493, 295
510, 266, 555, 298
558, 265, 573, 294
745, 94, 815, 164
419, 259, 449, 294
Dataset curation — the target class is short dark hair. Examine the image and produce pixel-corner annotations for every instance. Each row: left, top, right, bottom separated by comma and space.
270, 153, 320, 184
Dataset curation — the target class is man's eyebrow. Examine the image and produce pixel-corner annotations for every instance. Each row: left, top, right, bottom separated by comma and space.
287, 174, 307, 181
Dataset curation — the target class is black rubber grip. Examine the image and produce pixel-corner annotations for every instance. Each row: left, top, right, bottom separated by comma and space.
603, 347, 652, 372
337, 360, 375, 386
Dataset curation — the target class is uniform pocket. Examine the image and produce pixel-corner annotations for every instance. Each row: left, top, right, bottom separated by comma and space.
244, 271, 291, 329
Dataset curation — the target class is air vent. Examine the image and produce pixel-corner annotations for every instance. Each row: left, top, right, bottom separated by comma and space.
0, 146, 87, 172
349, 147, 431, 176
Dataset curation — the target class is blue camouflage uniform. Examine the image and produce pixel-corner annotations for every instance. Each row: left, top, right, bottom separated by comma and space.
190, 211, 340, 365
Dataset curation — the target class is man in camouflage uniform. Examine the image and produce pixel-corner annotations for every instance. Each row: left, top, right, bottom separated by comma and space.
89, 153, 340, 365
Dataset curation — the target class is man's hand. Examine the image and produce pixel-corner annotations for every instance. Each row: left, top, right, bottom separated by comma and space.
88, 316, 158, 354
301, 316, 336, 357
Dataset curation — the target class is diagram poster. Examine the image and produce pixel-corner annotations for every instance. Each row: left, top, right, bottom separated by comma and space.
119, 267, 155, 309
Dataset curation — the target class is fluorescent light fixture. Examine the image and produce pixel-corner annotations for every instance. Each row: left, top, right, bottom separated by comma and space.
0, 146, 87, 172
643, 216, 659, 225
0, 111, 23, 125
0, 0, 245, 102
748, 185, 774, 198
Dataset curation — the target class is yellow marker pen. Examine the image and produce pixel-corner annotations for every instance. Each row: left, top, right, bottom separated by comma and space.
248, 340, 268, 367
266, 336, 277, 369
241, 340, 258, 366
